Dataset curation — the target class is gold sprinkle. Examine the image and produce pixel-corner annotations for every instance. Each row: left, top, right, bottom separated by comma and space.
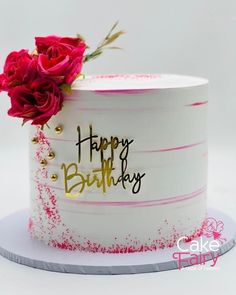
50, 174, 58, 182
40, 159, 47, 167
31, 137, 38, 144
55, 125, 63, 134
47, 151, 55, 160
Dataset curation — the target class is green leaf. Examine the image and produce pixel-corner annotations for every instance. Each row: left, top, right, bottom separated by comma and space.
83, 21, 124, 64
60, 83, 72, 94
104, 20, 119, 40
76, 73, 85, 80
76, 33, 86, 41
105, 46, 123, 50
21, 119, 27, 127
84, 50, 103, 63
103, 31, 125, 46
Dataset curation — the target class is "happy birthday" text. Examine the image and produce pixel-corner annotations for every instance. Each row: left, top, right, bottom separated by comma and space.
61, 125, 146, 199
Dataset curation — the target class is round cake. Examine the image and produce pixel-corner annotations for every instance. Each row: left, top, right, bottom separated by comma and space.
29, 73, 208, 253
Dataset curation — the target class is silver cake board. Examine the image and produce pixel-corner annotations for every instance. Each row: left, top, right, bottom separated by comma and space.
0, 208, 235, 275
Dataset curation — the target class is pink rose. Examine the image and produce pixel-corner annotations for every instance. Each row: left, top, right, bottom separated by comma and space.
0, 74, 5, 92
35, 36, 86, 85
8, 78, 63, 125
0, 50, 38, 91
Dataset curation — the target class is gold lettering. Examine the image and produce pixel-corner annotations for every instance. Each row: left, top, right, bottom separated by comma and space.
61, 125, 145, 199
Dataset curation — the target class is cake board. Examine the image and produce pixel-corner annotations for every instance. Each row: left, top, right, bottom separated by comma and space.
0, 208, 235, 275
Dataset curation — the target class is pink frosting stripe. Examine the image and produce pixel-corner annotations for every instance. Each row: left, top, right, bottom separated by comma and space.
75, 107, 163, 111
30, 178, 206, 206
41, 136, 206, 154
94, 89, 155, 95
64, 96, 208, 109
45, 137, 75, 142
131, 188, 206, 207
133, 140, 206, 153
39, 185, 206, 207
70, 102, 208, 111
186, 101, 208, 107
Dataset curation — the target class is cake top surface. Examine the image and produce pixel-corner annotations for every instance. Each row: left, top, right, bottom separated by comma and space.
73, 74, 208, 91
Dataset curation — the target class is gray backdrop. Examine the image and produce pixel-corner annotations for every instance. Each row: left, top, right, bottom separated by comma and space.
0, 0, 235, 150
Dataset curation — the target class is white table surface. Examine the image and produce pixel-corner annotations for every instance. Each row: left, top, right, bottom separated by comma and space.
0, 145, 235, 295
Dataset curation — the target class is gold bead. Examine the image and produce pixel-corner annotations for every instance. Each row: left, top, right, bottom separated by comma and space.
40, 159, 47, 167
50, 174, 58, 182
77, 73, 85, 80
47, 151, 55, 160
55, 125, 63, 134
31, 137, 38, 144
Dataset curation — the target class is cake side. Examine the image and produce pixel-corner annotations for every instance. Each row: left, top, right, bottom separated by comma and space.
29, 74, 208, 253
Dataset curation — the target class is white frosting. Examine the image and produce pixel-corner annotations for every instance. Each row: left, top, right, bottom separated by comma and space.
29, 74, 208, 253
72, 74, 208, 90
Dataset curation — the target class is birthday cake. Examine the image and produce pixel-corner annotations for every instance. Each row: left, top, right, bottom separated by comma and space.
0, 25, 208, 253
29, 73, 208, 253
